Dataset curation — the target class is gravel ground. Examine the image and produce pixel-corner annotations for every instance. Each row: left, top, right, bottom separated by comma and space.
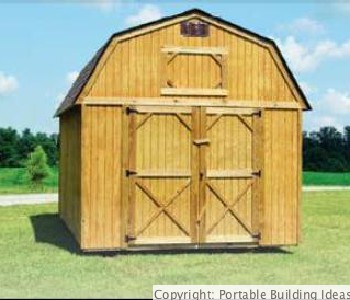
0, 194, 58, 206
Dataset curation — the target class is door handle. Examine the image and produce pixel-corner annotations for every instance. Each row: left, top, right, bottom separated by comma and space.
193, 138, 211, 146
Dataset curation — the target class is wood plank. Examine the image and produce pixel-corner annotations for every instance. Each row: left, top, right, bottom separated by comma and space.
80, 105, 91, 248
284, 110, 293, 244
133, 236, 191, 245
199, 107, 206, 243
90, 107, 99, 247
191, 107, 200, 243
121, 106, 129, 248
161, 46, 228, 55
206, 107, 260, 115
83, 97, 303, 109
258, 109, 265, 243
161, 88, 228, 96
131, 105, 192, 114
134, 170, 191, 178
113, 107, 122, 248
97, 107, 106, 247
261, 110, 272, 245
160, 52, 167, 89
206, 169, 258, 178
104, 107, 114, 247
127, 108, 137, 243
297, 110, 302, 243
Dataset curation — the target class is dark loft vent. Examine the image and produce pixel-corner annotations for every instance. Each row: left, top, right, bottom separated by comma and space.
180, 21, 209, 37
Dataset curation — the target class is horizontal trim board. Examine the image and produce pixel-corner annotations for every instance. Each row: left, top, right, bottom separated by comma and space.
129, 106, 192, 114
135, 170, 191, 178
83, 97, 302, 109
206, 169, 258, 178
126, 242, 259, 251
161, 88, 229, 96
206, 107, 260, 115
161, 46, 228, 55
80, 242, 261, 252
132, 236, 191, 245
206, 235, 255, 243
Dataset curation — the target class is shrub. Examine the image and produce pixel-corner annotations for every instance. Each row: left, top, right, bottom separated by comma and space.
26, 146, 50, 188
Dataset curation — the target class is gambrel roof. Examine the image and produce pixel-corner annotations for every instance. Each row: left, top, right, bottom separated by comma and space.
55, 8, 311, 116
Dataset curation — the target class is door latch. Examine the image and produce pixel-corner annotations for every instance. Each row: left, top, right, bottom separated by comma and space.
193, 138, 211, 146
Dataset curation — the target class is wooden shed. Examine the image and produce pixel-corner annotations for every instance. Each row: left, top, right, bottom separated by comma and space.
55, 9, 311, 252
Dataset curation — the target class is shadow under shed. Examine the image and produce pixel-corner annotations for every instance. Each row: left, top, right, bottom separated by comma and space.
30, 214, 292, 256
30, 213, 81, 254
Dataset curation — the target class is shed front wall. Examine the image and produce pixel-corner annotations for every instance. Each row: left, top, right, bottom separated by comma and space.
59, 107, 82, 243
77, 105, 302, 250
82, 19, 299, 104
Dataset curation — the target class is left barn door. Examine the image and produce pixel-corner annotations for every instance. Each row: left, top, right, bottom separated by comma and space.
124, 106, 199, 246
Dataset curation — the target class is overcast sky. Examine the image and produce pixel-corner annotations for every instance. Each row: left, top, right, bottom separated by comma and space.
0, 0, 350, 133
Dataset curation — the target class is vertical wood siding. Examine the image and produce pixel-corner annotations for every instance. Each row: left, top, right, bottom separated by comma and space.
86, 21, 298, 103
260, 109, 301, 246
59, 108, 81, 243
80, 105, 122, 250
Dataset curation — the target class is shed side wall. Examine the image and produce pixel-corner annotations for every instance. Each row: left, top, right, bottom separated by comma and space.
80, 105, 123, 250
59, 108, 82, 243
260, 109, 301, 246
84, 21, 297, 103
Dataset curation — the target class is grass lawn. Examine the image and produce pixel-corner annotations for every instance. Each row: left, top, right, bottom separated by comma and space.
0, 168, 349, 196
0, 168, 58, 194
303, 171, 350, 186
0, 192, 349, 298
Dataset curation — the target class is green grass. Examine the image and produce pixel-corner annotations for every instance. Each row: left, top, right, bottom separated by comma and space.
0, 168, 349, 195
0, 168, 58, 194
303, 171, 350, 186
0, 191, 349, 298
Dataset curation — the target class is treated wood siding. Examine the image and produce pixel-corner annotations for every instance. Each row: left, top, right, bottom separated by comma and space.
260, 109, 301, 246
85, 21, 298, 103
80, 105, 122, 250
59, 108, 81, 243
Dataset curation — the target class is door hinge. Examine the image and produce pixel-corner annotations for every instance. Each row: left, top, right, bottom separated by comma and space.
252, 170, 261, 177
125, 234, 137, 243
252, 232, 261, 240
125, 169, 137, 177
126, 106, 137, 115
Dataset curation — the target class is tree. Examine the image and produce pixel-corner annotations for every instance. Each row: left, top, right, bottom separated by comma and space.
0, 127, 20, 167
26, 146, 50, 188
17, 128, 35, 165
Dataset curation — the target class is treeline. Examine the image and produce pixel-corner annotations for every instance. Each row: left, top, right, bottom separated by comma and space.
0, 126, 350, 172
0, 127, 58, 167
303, 126, 350, 172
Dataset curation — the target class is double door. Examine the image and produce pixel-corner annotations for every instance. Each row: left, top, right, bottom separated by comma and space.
124, 105, 262, 245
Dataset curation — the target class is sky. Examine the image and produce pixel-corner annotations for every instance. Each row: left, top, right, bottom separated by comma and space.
0, 0, 350, 134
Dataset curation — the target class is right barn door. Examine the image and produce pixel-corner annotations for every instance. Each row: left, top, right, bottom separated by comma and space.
199, 107, 263, 244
